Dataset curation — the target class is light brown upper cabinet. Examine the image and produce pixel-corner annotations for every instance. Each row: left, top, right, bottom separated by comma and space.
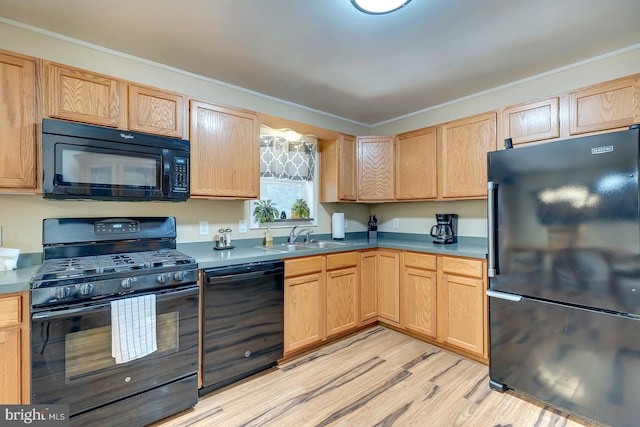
569, 75, 640, 135
189, 100, 260, 199
357, 136, 395, 201
0, 51, 36, 191
320, 134, 357, 202
439, 112, 497, 199
128, 84, 187, 139
44, 61, 127, 128
502, 97, 560, 146
43, 62, 188, 139
396, 126, 437, 200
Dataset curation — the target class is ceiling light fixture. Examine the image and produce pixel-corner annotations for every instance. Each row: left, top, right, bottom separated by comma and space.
350, 0, 412, 15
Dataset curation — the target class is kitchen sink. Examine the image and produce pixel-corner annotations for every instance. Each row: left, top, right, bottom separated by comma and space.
253, 240, 350, 253
304, 240, 350, 249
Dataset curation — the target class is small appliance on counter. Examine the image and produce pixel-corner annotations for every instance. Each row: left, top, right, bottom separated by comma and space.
430, 213, 457, 244
368, 214, 378, 242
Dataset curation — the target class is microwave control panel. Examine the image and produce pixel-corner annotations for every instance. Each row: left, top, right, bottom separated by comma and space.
173, 157, 189, 193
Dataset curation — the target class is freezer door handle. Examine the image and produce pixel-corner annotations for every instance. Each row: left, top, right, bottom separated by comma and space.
487, 181, 498, 277
486, 289, 522, 302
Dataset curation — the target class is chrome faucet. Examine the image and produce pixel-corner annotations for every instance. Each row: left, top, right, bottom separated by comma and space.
289, 225, 313, 243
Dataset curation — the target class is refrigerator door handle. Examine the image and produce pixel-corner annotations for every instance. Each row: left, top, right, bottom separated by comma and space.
486, 289, 522, 302
487, 181, 498, 277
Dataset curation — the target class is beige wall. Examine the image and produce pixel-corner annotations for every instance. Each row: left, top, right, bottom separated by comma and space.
1, 21, 640, 252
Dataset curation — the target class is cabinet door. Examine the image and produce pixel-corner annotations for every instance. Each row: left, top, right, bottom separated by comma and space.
503, 97, 560, 145
320, 134, 357, 202
45, 62, 126, 127
569, 76, 640, 135
357, 136, 395, 201
338, 134, 357, 201
326, 267, 359, 337
440, 273, 485, 356
440, 112, 496, 199
0, 52, 36, 190
128, 84, 187, 138
404, 267, 437, 338
189, 100, 260, 198
359, 252, 378, 324
0, 329, 21, 404
377, 251, 400, 325
284, 272, 324, 354
396, 127, 437, 200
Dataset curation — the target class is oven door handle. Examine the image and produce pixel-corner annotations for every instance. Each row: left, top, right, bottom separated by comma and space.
32, 286, 198, 321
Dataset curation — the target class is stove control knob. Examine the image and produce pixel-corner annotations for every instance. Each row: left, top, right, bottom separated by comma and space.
156, 273, 170, 284
54, 286, 71, 300
173, 271, 186, 282
121, 278, 134, 289
80, 283, 95, 296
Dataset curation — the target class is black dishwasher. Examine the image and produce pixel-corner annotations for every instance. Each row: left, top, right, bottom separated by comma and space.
200, 260, 284, 396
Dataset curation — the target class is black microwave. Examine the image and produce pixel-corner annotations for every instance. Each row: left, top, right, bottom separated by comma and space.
42, 119, 190, 202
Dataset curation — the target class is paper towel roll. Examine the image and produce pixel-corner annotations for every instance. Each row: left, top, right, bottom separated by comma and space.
332, 213, 345, 240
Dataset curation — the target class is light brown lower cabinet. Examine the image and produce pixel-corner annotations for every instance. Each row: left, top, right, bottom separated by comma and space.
325, 252, 359, 337
359, 251, 378, 325
284, 252, 361, 356
402, 252, 437, 338
0, 291, 30, 404
284, 256, 325, 354
359, 250, 401, 326
400, 252, 488, 360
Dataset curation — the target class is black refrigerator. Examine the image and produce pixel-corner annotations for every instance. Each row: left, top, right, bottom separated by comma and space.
487, 127, 640, 427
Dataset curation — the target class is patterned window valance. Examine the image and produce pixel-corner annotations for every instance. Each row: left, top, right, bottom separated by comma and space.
260, 135, 316, 181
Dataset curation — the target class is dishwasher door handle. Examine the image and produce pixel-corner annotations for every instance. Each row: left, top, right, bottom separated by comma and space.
206, 270, 283, 285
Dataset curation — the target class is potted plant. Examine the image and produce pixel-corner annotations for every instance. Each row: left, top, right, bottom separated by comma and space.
290, 198, 311, 219
253, 199, 279, 224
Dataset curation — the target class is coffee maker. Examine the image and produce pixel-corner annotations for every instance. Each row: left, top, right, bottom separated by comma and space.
430, 213, 457, 244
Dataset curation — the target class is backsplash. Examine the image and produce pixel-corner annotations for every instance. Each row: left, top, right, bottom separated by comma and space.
1, 195, 486, 253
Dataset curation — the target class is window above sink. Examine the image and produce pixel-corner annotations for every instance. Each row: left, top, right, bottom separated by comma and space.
249, 125, 318, 229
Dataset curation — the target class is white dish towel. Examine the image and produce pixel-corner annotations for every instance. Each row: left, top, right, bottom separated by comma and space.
111, 294, 158, 364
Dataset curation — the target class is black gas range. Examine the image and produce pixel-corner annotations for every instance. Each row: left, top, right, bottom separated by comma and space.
31, 217, 198, 308
30, 217, 199, 427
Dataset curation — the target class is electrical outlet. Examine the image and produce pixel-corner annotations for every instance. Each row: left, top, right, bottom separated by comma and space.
199, 221, 209, 236
238, 220, 247, 233
392, 218, 400, 228
0, 225, 2, 246
344, 219, 348, 229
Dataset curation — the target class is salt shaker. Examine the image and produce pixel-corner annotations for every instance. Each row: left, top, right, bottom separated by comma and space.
225, 228, 232, 247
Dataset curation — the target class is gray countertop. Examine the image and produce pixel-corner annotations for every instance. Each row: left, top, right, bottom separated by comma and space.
0, 234, 487, 295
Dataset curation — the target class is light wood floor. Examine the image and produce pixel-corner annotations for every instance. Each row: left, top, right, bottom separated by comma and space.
155, 326, 596, 427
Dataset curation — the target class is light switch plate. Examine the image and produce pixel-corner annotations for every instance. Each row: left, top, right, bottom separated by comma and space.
199, 221, 209, 236
238, 220, 247, 233
392, 218, 399, 228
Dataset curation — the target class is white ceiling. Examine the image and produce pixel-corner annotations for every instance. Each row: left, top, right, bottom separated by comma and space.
1, 0, 639, 125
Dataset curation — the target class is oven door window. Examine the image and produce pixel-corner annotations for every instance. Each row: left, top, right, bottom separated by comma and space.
64, 312, 179, 383
55, 143, 161, 190
31, 287, 198, 416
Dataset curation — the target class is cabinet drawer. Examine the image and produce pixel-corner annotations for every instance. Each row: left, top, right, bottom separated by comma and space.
441, 257, 484, 279
285, 256, 323, 278
403, 252, 436, 271
326, 252, 358, 270
0, 295, 22, 328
